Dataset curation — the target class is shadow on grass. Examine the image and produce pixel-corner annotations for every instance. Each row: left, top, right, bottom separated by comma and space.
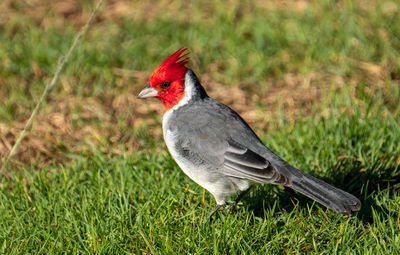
240, 165, 400, 223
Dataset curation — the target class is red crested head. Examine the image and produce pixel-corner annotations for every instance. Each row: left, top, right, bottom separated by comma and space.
138, 48, 190, 113
148, 48, 189, 86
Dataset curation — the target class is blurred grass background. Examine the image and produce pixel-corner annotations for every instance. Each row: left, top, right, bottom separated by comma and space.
0, 0, 399, 253
1, 0, 399, 167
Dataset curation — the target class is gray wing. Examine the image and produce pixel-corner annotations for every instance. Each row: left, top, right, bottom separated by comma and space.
222, 140, 290, 185
167, 98, 292, 186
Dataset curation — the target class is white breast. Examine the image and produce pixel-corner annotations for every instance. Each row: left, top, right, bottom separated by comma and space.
161, 71, 251, 204
162, 72, 213, 190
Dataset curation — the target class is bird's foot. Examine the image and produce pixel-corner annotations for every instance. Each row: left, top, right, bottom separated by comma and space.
205, 204, 224, 223
226, 188, 252, 214
226, 201, 239, 213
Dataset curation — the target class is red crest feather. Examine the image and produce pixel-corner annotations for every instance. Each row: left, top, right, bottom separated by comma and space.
149, 48, 190, 86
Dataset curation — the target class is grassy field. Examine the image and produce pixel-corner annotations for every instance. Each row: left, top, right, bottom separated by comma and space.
1, 0, 400, 253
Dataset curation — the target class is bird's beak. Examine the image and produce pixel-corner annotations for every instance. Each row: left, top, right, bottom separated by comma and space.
137, 84, 159, 99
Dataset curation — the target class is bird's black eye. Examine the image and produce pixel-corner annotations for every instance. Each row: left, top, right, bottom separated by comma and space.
160, 82, 171, 90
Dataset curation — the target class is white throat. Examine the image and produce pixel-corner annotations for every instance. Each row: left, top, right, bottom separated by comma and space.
162, 71, 196, 151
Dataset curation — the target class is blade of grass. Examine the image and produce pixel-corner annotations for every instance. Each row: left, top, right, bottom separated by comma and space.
0, 0, 104, 177
139, 230, 156, 255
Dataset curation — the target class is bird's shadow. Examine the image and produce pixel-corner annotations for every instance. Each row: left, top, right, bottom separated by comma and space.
239, 163, 399, 223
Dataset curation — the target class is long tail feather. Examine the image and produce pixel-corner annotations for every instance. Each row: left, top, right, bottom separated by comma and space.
289, 169, 361, 215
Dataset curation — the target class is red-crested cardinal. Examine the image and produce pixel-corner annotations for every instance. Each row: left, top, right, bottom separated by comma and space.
137, 48, 361, 217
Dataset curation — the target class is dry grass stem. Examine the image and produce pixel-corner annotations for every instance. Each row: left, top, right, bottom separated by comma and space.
0, 0, 104, 176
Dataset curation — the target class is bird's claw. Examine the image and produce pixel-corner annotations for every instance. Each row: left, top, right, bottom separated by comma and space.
226, 203, 237, 214
205, 204, 224, 223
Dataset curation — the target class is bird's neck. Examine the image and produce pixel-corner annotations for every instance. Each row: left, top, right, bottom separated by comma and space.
160, 69, 208, 114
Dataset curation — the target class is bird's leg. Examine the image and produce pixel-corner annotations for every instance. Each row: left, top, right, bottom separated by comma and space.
208, 204, 224, 222
227, 187, 252, 213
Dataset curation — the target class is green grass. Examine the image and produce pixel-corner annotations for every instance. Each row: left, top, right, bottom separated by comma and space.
1, 110, 399, 253
1, 0, 400, 253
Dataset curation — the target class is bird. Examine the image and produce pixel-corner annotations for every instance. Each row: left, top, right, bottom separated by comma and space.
137, 48, 361, 217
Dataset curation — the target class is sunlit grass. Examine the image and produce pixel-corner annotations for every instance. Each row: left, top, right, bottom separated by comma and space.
0, 0, 399, 253
0, 110, 399, 253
